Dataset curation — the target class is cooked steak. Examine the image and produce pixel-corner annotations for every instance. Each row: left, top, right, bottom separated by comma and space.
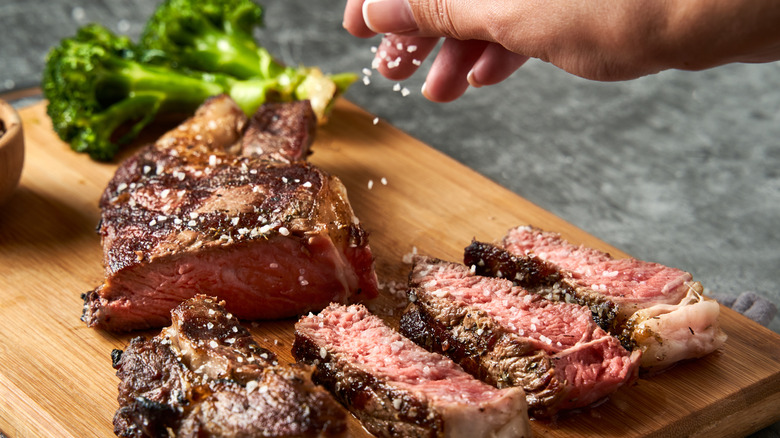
293, 303, 531, 438
400, 256, 640, 418
112, 295, 347, 438
83, 95, 378, 331
465, 225, 726, 369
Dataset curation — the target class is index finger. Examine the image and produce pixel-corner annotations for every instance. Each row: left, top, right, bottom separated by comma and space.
344, 0, 376, 38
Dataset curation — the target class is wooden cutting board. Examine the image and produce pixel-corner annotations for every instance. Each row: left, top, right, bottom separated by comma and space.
1, 100, 779, 438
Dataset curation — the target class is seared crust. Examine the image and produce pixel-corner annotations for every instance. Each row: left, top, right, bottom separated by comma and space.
112, 295, 347, 437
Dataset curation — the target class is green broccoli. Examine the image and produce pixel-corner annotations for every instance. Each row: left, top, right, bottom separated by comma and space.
43, 24, 280, 161
140, 0, 356, 119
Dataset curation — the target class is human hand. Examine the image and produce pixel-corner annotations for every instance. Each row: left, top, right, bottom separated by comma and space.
344, 0, 780, 102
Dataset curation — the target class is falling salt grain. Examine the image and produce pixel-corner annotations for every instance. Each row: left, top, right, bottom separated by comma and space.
367, 179, 374, 190
392, 83, 402, 92
401, 87, 411, 97
372, 117, 379, 125
370, 46, 378, 53
362, 68, 372, 76
380, 177, 387, 185
362, 76, 371, 86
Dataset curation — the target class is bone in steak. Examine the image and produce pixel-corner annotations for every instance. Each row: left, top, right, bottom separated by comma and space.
400, 256, 641, 418
111, 295, 347, 437
464, 225, 726, 369
293, 303, 531, 438
82, 95, 378, 331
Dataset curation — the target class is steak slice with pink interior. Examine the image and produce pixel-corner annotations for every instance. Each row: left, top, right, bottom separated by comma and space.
82, 95, 378, 331
465, 225, 726, 369
112, 295, 346, 437
293, 303, 530, 438
400, 256, 640, 418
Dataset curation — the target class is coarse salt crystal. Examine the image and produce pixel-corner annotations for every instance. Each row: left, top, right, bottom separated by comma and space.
319, 347, 327, 359
392, 83, 401, 92
207, 322, 214, 330
209, 340, 218, 348
278, 227, 290, 236
367, 179, 374, 190
362, 76, 371, 86
373, 117, 379, 125
406, 45, 418, 53
362, 68, 372, 76
246, 380, 258, 392
380, 177, 387, 185
401, 87, 411, 97
209, 155, 217, 166
412, 59, 422, 66
302, 181, 312, 188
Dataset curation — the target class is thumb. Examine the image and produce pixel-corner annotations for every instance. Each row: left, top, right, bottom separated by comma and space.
363, 0, 490, 41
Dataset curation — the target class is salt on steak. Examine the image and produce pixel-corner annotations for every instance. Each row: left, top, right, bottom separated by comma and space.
293, 303, 531, 438
111, 295, 347, 437
400, 256, 640, 418
82, 95, 379, 331
464, 225, 726, 369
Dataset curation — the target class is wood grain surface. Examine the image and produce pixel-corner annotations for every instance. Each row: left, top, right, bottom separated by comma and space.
1, 101, 779, 437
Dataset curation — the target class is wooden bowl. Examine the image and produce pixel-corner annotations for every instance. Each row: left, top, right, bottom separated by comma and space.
0, 99, 24, 204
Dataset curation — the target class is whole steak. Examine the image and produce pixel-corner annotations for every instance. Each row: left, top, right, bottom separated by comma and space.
83, 95, 378, 331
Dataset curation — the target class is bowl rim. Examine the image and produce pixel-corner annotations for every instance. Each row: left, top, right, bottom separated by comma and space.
0, 98, 23, 149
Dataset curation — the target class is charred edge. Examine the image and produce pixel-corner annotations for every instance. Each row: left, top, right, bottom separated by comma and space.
292, 332, 443, 437
111, 349, 124, 369
399, 302, 500, 386
400, 301, 564, 418
464, 240, 560, 288
113, 396, 179, 438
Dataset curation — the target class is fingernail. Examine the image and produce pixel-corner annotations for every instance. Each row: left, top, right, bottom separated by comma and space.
363, 0, 418, 33
467, 69, 482, 88
421, 81, 433, 101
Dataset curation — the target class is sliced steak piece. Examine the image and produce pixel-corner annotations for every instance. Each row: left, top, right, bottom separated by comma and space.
241, 100, 317, 162
112, 295, 346, 438
465, 225, 726, 369
400, 256, 640, 418
83, 96, 378, 331
293, 303, 530, 438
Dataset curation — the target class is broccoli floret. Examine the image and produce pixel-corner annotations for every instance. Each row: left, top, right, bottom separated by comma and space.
140, 0, 281, 79
140, 0, 356, 120
43, 24, 279, 161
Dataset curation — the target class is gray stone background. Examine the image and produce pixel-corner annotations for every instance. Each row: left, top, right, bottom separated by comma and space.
1, 0, 778, 436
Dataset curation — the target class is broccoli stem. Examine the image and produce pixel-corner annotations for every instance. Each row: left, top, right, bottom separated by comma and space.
99, 57, 272, 116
